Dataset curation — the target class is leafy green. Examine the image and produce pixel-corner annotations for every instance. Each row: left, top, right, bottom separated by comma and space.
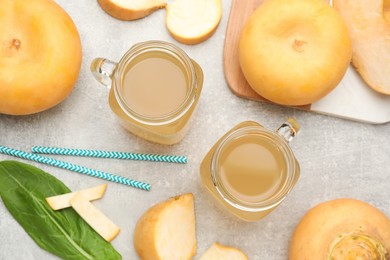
0, 160, 122, 260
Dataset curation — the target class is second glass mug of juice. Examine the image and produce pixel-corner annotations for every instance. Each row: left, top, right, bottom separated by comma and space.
91, 40, 203, 145
200, 119, 301, 221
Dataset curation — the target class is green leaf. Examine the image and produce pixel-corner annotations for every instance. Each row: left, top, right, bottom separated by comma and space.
0, 160, 122, 260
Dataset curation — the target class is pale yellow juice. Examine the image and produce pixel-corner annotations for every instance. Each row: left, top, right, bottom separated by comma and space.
200, 121, 299, 221
218, 134, 287, 203
108, 49, 203, 144
122, 56, 188, 118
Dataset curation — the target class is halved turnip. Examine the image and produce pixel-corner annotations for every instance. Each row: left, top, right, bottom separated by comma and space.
290, 198, 390, 259
334, 0, 390, 95
134, 193, 196, 260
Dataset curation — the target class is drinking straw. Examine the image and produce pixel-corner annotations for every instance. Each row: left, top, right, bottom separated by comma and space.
31, 146, 188, 164
0, 146, 151, 191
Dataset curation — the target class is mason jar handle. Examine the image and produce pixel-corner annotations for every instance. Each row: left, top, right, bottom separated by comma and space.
90, 58, 117, 87
276, 118, 300, 143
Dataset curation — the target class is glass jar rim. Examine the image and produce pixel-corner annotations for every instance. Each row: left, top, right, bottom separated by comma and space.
210, 125, 298, 212
113, 40, 197, 125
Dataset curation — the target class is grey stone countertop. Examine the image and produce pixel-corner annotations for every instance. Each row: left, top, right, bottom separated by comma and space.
1, 1, 389, 259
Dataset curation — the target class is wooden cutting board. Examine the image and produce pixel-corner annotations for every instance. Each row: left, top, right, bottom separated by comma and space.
223, 0, 390, 124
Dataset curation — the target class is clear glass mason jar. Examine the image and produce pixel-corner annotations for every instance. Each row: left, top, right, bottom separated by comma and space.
91, 41, 203, 145
200, 119, 301, 221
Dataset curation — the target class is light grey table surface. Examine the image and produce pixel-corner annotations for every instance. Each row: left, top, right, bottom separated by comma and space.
1, 1, 390, 259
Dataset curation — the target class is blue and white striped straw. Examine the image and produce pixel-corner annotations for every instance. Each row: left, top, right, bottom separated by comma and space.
0, 146, 151, 191
32, 146, 188, 164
